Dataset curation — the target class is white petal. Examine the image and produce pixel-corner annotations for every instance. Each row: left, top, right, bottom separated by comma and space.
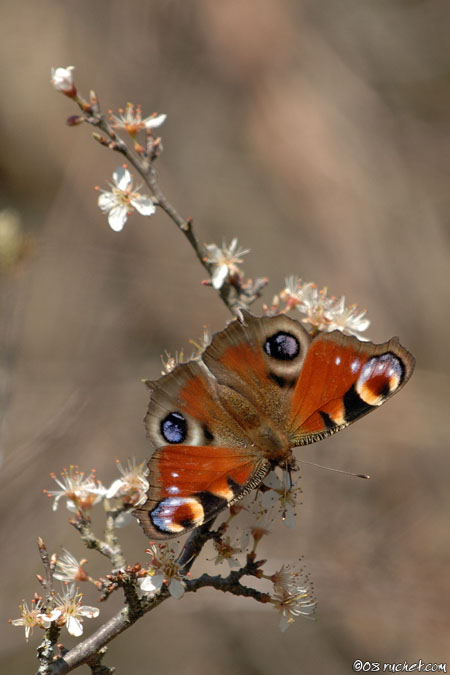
105, 479, 124, 498
98, 192, 117, 212
130, 195, 156, 216
228, 237, 238, 253
67, 616, 83, 637
211, 264, 228, 289
51, 496, 61, 511
37, 609, 61, 627
79, 606, 99, 618
144, 113, 167, 129
355, 318, 370, 332
260, 490, 278, 509
11, 619, 24, 627
263, 472, 281, 489
50, 66, 75, 91
240, 529, 250, 551
283, 507, 296, 530
113, 166, 132, 191
138, 574, 164, 593
66, 499, 78, 513
204, 243, 221, 259
108, 205, 129, 232
168, 579, 185, 599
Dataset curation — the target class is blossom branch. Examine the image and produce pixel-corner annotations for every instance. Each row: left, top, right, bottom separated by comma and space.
16, 68, 323, 674
51, 67, 267, 317
37, 554, 269, 675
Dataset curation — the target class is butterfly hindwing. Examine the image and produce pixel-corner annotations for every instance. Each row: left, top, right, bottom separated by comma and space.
134, 444, 269, 539
144, 360, 255, 451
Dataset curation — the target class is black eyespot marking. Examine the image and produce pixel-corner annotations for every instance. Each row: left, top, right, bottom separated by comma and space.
203, 424, 214, 442
160, 412, 187, 444
264, 331, 300, 361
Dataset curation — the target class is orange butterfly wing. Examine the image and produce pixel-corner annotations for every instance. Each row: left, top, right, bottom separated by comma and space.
288, 330, 415, 444
134, 445, 268, 539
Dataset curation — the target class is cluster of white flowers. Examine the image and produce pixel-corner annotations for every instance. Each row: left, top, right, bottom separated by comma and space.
279, 276, 370, 339
239, 470, 300, 549
270, 564, 316, 631
51, 67, 167, 234
45, 460, 149, 517
11, 586, 99, 641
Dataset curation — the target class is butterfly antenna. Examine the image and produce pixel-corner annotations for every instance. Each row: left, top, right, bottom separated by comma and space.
296, 458, 370, 480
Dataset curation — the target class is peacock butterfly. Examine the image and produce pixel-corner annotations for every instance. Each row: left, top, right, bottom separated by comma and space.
133, 312, 415, 539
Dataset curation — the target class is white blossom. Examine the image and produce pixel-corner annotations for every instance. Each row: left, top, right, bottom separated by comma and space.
138, 544, 185, 599
271, 566, 316, 631
281, 277, 370, 339
50, 66, 76, 96
324, 295, 370, 337
110, 104, 167, 133
45, 467, 107, 513
10, 601, 48, 641
97, 166, 155, 231
43, 585, 99, 637
212, 535, 242, 568
106, 458, 149, 509
204, 238, 249, 289
54, 549, 89, 582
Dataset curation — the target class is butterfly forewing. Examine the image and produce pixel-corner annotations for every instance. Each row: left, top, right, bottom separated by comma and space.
202, 311, 311, 426
288, 330, 415, 445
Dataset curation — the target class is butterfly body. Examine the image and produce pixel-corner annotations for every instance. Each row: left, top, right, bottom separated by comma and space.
133, 312, 415, 539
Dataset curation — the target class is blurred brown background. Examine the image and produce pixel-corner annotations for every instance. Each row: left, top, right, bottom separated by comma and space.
1, 0, 449, 673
